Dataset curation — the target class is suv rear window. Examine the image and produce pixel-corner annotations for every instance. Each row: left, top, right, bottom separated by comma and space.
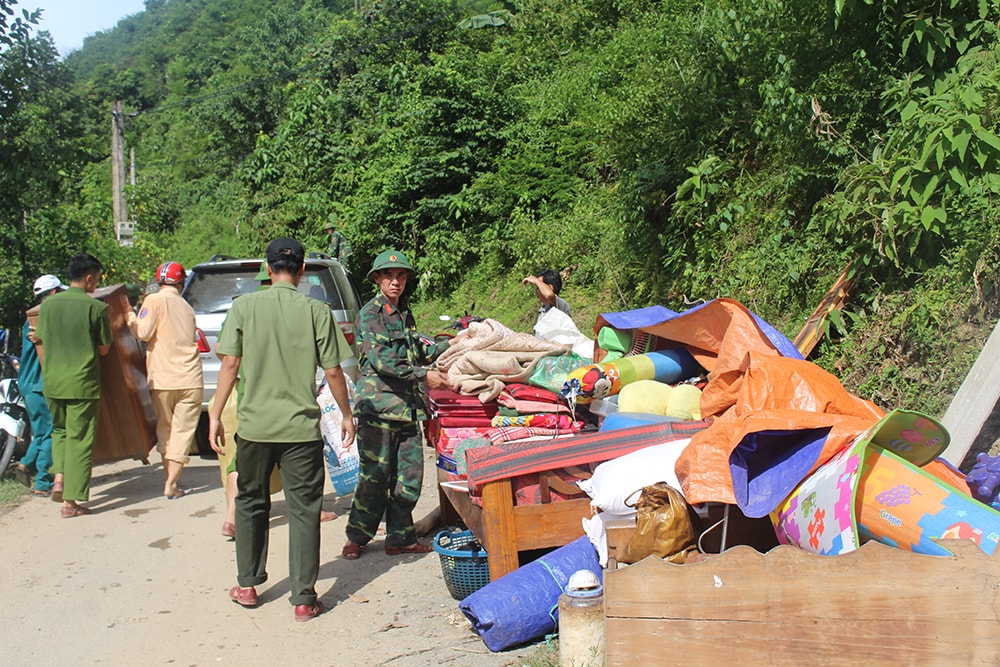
185, 263, 349, 314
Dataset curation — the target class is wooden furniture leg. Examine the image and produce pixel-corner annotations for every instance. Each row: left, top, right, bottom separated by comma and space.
436, 469, 461, 526
481, 478, 519, 580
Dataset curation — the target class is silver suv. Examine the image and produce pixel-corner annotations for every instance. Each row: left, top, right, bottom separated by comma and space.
181, 254, 362, 454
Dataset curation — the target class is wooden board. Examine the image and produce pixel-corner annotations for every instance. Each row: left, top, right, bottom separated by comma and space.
27, 283, 156, 464
940, 317, 1000, 467
604, 540, 1000, 665
793, 264, 854, 358
438, 469, 592, 581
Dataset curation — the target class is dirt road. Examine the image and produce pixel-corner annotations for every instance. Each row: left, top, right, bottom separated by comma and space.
0, 449, 535, 666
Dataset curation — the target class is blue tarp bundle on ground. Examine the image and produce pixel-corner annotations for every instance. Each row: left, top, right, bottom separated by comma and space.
458, 536, 601, 652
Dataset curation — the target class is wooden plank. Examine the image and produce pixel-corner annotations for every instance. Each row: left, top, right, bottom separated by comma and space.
92, 284, 156, 463
793, 264, 854, 358
605, 517, 635, 569
605, 617, 995, 665
481, 478, 520, 580
941, 317, 1000, 466
511, 498, 590, 551
436, 468, 461, 527
605, 540, 1000, 665
438, 476, 485, 541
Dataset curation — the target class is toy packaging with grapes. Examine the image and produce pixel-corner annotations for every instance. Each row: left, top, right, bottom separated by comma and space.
774, 409, 1000, 557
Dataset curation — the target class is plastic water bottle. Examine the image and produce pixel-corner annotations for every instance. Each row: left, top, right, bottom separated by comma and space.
558, 569, 605, 667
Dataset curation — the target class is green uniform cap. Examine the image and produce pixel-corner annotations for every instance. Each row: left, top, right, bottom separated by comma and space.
368, 249, 414, 281
255, 265, 269, 282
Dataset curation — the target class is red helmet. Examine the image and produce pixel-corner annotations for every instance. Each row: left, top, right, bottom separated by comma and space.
155, 262, 186, 285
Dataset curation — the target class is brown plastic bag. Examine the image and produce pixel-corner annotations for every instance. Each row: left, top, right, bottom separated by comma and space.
618, 482, 697, 564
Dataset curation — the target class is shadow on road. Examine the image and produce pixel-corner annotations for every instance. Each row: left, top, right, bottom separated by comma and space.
87, 460, 219, 512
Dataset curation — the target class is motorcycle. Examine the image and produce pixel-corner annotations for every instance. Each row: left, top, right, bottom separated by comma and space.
433, 305, 482, 343
0, 329, 30, 476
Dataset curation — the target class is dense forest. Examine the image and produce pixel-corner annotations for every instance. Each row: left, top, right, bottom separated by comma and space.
1, 0, 998, 419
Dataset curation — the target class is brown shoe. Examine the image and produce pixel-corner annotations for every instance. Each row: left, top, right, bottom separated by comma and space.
294, 600, 325, 622
60, 504, 92, 519
341, 540, 362, 560
385, 541, 433, 555
229, 585, 258, 607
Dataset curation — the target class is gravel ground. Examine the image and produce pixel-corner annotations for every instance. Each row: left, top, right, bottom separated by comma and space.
0, 447, 538, 666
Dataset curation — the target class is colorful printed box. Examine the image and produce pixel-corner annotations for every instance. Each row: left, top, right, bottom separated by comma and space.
857, 446, 1000, 556
771, 409, 995, 557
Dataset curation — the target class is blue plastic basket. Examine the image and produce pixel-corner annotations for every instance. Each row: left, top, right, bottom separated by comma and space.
433, 529, 490, 601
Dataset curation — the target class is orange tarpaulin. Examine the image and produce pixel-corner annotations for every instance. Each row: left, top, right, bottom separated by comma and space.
596, 300, 885, 511
677, 352, 884, 509
609, 298, 804, 419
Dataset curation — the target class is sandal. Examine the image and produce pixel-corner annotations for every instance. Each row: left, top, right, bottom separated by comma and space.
385, 541, 433, 555
342, 540, 362, 560
50, 481, 63, 503
61, 504, 92, 519
166, 488, 186, 500
320, 510, 337, 523
31, 489, 51, 497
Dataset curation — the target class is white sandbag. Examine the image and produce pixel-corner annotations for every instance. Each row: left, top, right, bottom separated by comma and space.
318, 376, 356, 460
533, 307, 594, 359
318, 377, 360, 495
577, 438, 691, 514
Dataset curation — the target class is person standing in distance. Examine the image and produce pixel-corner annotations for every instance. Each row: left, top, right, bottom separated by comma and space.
209, 237, 355, 622
127, 261, 204, 499
342, 249, 454, 560
13, 274, 68, 496
521, 268, 571, 319
324, 215, 352, 265
35, 253, 112, 518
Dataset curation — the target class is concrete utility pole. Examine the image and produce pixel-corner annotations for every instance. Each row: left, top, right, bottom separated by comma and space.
111, 100, 134, 246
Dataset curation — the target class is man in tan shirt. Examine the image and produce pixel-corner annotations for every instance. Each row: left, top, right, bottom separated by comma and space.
128, 262, 204, 499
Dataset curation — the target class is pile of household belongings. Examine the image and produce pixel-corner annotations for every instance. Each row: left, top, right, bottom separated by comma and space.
428, 317, 586, 491
427, 298, 1000, 565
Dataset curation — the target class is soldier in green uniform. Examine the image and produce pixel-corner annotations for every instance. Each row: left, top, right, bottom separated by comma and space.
35, 253, 112, 519
324, 215, 352, 265
342, 249, 453, 560
209, 237, 356, 622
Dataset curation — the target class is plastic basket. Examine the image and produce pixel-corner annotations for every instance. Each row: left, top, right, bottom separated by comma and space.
433, 529, 490, 601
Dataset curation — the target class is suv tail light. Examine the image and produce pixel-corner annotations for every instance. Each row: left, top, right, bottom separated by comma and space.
338, 321, 355, 347
195, 328, 211, 354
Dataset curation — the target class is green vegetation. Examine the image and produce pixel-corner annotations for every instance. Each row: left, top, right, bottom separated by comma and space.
1, 0, 998, 417
506, 639, 559, 667
0, 475, 29, 507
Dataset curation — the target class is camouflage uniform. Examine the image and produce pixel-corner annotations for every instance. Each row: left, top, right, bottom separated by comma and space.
346, 292, 448, 548
327, 230, 352, 265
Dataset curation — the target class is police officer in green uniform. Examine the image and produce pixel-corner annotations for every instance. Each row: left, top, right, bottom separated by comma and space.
342, 249, 453, 560
35, 253, 112, 519
209, 237, 355, 622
